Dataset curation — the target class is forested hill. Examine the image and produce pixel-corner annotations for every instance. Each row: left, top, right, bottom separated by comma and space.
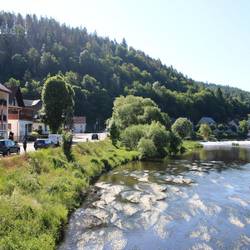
0, 12, 249, 126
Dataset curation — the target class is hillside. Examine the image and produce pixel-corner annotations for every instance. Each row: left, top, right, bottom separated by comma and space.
0, 11, 249, 127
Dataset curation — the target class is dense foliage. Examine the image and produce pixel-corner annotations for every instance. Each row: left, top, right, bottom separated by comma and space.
109, 96, 182, 159
0, 12, 250, 127
0, 141, 139, 249
198, 124, 212, 140
42, 75, 74, 133
171, 117, 193, 139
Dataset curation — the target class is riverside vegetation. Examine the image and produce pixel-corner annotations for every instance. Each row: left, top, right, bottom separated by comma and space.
0, 92, 204, 249
0, 140, 139, 249
108, 95, 201, 160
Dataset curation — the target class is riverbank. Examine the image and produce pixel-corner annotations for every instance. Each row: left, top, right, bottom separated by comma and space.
182, 140, 203, 152
201, 140, 250, 147
0, 140, 139, 249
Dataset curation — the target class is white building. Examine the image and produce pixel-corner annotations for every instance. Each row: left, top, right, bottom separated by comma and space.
73, 116, 86, 133
32, 121, 50, 135
8, 87, 34, 141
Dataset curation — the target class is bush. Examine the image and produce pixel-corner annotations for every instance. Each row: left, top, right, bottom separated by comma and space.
109, 121, 120, 146
147, 122, 169, 157
166, 131, 182, 156
171, 117, 193, 139
238, 120, 249, 138
121, 124, 147, 149
62, 131, 73, 161
198, 124, 212, 141
137, 138, 157, 159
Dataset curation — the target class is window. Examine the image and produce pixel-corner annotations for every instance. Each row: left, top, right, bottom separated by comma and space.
28, 124, 32, 133
0, 99, 7, 106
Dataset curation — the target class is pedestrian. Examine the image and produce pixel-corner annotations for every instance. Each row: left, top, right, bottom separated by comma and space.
23, 137, 27, 153
9, 131, 14, 141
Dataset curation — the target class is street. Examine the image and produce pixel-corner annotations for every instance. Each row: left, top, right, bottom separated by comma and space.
17, 132, 108, 155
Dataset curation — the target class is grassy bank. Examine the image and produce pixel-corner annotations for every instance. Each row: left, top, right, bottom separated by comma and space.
0, 140, 139, 249
183, 140, 203, 153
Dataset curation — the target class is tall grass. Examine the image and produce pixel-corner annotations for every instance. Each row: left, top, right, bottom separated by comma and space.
0, 140, 139, 249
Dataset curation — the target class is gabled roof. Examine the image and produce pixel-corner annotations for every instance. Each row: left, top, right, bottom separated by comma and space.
23, 99, 41, 107
198, 117, 216, 124
0, 83, 11, 94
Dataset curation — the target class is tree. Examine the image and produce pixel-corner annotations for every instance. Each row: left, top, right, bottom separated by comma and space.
120, 124, 147, 149
5, 78, 20, 88
147, 121, 169, 157
171, 117, 193, 139
238, 120, 249, 138
166, 131, 182, 156
109, 121, 120, 146
110, 95, 169, 130
62, 131, 73, 161
40, 52, 59, 75
42, 75, 74, 133
137, 138, 157, 160
11, 54, 27, 78
198, 124, 212, 141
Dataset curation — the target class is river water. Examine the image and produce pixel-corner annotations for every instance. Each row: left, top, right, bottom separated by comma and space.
60, 147, 250, 250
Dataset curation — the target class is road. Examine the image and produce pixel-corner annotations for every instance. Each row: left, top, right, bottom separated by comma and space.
17, 132, 108, 155
72, 132, 108, 143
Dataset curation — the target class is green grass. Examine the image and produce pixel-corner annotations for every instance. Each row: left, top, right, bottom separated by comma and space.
182, 140, 203, 152
0, 140, 139, 250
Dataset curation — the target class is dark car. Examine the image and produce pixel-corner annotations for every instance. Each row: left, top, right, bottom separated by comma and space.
91, 133, 99, 140
0, 139, 20, 156
34, 139, 54, 150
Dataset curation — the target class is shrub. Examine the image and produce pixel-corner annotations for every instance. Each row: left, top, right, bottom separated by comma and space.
137, 138, 157, 159
198, 124, 212, 141
62, 131, 73, 161
121, 124, 147, 149
147, 122, 169, 157
109, 121, 120, 146
238, 120, 249, 138
166, 131, 182, 156
171, 117, 193, 139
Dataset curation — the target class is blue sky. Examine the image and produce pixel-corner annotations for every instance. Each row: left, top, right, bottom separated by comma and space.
1, 0, 250, 91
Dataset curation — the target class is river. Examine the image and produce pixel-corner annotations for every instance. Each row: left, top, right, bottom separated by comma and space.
59, 147, 250, 250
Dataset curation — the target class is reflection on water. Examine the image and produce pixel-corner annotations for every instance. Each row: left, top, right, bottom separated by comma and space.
60, 147, 250, 250
182, 146, 250, 163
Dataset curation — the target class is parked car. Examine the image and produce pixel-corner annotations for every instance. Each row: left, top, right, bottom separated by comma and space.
34, 139, 54, 150
0, 139, 20, 156
91, 133, 99, 140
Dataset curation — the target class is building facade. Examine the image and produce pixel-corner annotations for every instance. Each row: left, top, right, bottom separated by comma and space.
73, 116, 87, 133
0, 84, 11, 139
8, 87, 34, 141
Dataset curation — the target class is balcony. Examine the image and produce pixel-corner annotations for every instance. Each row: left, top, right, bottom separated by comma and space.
8, 107, 34, 121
